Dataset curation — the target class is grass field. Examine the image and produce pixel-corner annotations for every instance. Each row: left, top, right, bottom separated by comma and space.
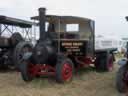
0, 53, 126, 96
0, 64, 122, 96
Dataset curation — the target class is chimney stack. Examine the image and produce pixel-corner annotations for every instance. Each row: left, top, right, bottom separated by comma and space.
39, 8, 46, 41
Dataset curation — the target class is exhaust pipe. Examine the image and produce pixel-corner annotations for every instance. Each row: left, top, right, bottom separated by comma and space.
38, 8, 46, 41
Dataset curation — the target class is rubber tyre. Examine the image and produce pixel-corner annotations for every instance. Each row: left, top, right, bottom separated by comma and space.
95, 53, 114, 72
116, 64, 128, 93
13, 41, 33, 69
20, 60, 34, 82
55, 55, 74, 83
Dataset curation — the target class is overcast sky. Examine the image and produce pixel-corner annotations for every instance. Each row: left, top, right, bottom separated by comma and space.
0, 0, 128, 38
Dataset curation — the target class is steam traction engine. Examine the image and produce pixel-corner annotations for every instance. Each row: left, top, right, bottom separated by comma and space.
0, 16, 33, 69
19, 8, 116, 83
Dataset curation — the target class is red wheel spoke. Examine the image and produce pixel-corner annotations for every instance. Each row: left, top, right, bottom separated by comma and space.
62, 63, 72, 81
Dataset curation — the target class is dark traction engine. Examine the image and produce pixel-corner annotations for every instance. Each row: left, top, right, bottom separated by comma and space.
0, 15, 34, 69
19, 8, 74, 83
19, 8, 115, 83
0, 32, 33, 69
0, 33, 23, 68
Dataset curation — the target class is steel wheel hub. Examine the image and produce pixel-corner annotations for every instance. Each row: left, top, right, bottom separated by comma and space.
62, 63, 72, 81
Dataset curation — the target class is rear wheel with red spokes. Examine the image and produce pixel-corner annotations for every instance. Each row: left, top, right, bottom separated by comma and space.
62, 63, 73, 81
56, 57, 74, 83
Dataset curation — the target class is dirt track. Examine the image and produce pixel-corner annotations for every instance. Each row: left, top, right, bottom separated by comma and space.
0, 64, 122, 96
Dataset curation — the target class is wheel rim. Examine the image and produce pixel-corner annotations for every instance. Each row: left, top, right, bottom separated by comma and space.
107, 57, 113, 71
62, 63, 72, 81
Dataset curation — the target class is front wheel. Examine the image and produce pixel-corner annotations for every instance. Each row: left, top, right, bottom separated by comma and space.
116, 64, 128, 93
55, 56, 74, 83
20, 61, 34, 82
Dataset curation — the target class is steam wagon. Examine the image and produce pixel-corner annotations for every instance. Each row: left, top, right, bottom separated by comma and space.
0, 16, 33, 69
18, 8, 116, 83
